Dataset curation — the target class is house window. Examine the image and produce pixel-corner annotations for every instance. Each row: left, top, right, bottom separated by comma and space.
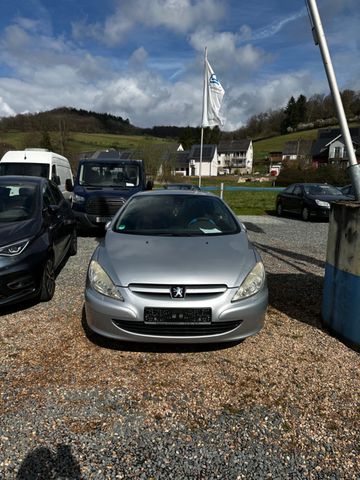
334, 147, 341, 158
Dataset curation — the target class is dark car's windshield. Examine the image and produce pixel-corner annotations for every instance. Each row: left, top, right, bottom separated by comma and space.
304, 184, 343, 196
0, 163, 49, 178
113, 194, 240, 236
79, 162, 140, 188
0, 183, 37, 222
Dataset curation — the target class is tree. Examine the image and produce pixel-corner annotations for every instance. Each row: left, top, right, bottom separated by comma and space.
296, 95, 307, 124
40, 130, 53, 150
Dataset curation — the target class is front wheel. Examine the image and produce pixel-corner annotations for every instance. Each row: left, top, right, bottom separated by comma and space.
276, 202, 283, 216
39, 257, 56, 302
301, 206, 311, 221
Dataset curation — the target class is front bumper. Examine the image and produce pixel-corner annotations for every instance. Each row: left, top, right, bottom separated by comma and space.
312, 206, 330, 217
73, 210, 110, 229
0, 251, 47, 305
84, 285, 268, 344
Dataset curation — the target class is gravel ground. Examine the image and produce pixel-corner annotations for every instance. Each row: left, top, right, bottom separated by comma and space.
1, 215, 359, 479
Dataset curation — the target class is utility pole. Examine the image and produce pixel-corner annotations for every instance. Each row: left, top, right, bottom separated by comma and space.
306, 0, 360, 200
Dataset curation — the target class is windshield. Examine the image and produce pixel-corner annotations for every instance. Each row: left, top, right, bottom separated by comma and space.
0, 163, 49, 178
113, 194, 240, 236
304, 184, 344, 196
79, 162, 140, 187
0, 182, 37, 222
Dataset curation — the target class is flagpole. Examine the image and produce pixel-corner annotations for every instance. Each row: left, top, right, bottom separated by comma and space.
306, 0, 360, 200
199, 47, 207, 188
199, 127, 204, 188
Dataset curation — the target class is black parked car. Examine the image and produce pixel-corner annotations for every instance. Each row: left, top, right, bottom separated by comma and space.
163, 183, 201, 191
0, 176, 77, 305
275, 183, 350, 221
340, 184, 355, 199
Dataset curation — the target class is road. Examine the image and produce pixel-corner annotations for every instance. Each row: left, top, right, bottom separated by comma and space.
1, 217, 359, 479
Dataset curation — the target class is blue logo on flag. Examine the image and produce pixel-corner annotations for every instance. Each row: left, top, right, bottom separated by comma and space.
209, 74, 221, 86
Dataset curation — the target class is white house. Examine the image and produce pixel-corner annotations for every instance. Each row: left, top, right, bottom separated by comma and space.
187, 144, 218, 177
282, 139, 313, 162
217, 140, 253, 174
311, 127, 360, 167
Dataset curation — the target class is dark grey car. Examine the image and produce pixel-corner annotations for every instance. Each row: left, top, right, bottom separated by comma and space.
276, 183, 350, 221
84, 190, 268, 343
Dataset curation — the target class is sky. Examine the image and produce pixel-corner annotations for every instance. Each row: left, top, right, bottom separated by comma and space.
0, 0, 359, 131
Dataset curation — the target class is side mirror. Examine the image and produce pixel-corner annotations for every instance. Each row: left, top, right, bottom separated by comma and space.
105, 221, 112, 231
145, 180, 153, 191
65, 179, 74, 192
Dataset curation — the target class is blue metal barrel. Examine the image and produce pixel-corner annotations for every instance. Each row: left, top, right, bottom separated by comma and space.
322, 202, 360, 345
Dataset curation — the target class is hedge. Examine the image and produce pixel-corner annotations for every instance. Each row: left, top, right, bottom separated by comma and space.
275, 166, 349, 187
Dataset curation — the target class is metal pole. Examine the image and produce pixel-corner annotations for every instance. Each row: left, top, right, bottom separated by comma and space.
199, 46, 208, 189
199, 127, 204, 188
220, 182, 224, 200
306, 0, 360, 200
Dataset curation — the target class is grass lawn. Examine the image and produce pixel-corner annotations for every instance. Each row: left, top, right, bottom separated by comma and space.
222, 189, 278, 215
164, 176, 278, 215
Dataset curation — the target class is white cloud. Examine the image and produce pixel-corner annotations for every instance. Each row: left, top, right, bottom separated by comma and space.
250, 7, 307, 41
0, 3, 359, 132
222, 72, 327, 130
0, 96, 16, 117
73, 0, 225, 45
189, 28, 268, 77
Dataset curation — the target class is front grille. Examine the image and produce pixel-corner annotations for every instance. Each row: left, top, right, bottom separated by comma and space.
86, 196, 125, 216
112, 319, 242, 337
128, 284, 227, 299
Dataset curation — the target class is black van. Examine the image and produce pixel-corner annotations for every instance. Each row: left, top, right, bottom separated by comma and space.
70, 150, 151, 230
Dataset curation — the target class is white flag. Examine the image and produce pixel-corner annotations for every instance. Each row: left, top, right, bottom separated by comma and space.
202, 57, 225, 127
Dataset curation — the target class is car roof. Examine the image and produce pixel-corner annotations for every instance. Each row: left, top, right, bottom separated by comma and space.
165, 183, 194, 186
292, 183, 334, 186
134, 189, 212, 198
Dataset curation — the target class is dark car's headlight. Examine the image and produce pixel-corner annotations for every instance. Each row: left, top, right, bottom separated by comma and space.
0, 239, 30, 256
232, 262, 265, 301
315, 199, 330, 208
88, 260, 124, 301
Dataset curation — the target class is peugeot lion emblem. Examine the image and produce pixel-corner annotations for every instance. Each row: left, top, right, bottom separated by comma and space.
170, 286, 186, 299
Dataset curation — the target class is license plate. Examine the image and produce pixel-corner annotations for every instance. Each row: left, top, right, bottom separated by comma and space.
144, 307, 211, 324
95, 216, 111, 223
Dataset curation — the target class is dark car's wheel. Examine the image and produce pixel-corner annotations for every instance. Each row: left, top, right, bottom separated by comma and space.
39, 257, 56, 302
301, 206, 311, 221
276, 202, 283, 216
69, 229, 77, 256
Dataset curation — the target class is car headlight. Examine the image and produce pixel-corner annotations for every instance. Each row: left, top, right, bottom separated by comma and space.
315, 199, 330, 208
88, 260, 124, 301
232, 262, 265, 301
74, 194, 85, 203
0, 239, 30, 256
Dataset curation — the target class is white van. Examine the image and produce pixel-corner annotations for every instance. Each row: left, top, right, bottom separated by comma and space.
0, 149, 74, 197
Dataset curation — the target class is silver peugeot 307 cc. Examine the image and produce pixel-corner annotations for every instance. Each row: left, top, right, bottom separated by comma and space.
84, 190, 268, 344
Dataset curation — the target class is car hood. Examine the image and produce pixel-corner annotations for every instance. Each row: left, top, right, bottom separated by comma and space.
0, 217, 40, 248
96, 231, 257, 288
308, 194, 350, 202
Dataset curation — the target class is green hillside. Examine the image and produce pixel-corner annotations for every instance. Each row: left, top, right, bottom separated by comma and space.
0, 131, 170, 159
253, 129, 318, 161
253, 123, 360, 162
